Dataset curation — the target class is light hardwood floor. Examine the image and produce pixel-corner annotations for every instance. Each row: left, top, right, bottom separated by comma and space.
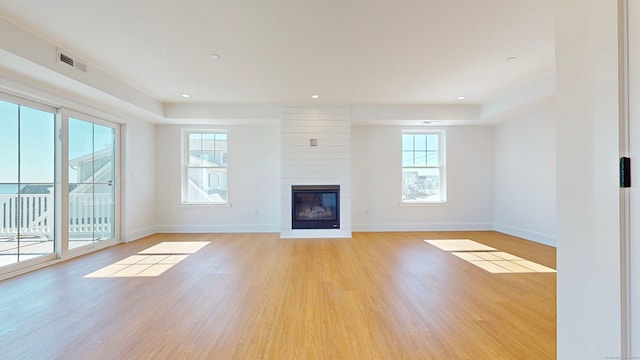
0, 231, 556, 359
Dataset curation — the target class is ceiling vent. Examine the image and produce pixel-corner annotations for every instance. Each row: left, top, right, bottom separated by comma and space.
56, 49, 87, 73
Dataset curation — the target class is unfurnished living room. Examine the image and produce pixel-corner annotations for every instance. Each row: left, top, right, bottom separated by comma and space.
0, 1, 636, 359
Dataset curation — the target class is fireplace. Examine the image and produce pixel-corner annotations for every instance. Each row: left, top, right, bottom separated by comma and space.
291, 185, 340, 229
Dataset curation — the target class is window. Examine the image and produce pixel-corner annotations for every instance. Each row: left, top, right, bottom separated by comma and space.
183, 130, 228, 204
402, 131, 446, 203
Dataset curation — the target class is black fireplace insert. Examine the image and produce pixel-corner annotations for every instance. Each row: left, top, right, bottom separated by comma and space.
291, 185, 340, 229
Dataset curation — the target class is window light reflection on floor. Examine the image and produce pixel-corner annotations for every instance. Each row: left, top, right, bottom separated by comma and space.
425, 239, 556, 274
85, 241, 210, 278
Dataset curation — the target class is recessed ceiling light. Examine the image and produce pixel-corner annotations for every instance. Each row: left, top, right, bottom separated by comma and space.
457, 96, 466, 100
209, 53, 221, 61
506, 56, 517, 61
181, 94, 190, 98
311, 94, 319, 99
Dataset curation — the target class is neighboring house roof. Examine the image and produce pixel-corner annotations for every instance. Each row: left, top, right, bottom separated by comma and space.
187, 179, 225, 203
68, 147, 112, 167
189, 154, 224, 168
69, 147, 113, 193
72, 163, 113, 193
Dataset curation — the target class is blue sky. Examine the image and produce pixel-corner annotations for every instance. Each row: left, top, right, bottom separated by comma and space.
0, 99, 112, 193
0, 100, 54, 185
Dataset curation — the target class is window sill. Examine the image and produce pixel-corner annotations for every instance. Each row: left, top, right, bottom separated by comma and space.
179, 202, 231, 208
399, 201, 448, 207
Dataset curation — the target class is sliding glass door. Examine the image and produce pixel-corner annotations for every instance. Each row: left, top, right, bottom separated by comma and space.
0, 97, 56, 267
68, 115, 118, 249
0, 93, 121, 276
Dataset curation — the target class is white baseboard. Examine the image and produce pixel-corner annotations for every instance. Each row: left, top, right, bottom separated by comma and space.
155, 224, 281, 233
351, 222, 494, 232
493, 224, 556, 247
125, 226, 158, 242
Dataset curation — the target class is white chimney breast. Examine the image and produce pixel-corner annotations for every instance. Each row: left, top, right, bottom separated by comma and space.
280, 106, 352, 238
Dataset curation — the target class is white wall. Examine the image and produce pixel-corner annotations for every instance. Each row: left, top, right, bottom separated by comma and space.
155, 124, 281, 232
154, 122, 496, 235
494, 108, 556, 246
122, 120, 157, 241
556, 0, 623, 358
351, 125, 494, 231
629, 1, 640, 353
280, 107, 352, 238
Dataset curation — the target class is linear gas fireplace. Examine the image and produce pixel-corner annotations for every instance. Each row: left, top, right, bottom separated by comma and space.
291, 185, 340, 229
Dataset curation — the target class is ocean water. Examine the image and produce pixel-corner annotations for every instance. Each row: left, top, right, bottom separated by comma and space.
0, 184, 19, 194
0, 184, 55, 194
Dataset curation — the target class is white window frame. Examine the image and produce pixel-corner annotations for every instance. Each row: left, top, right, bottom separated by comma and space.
181, 129, 229, 205
401, 130, 446, 203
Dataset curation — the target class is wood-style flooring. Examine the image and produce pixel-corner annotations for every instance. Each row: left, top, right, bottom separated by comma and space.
0, 231, 556, 359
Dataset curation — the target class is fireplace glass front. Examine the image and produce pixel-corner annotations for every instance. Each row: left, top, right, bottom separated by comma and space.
291, 185, 340, 229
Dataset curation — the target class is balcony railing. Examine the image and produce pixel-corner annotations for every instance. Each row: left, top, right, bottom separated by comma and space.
0, 192, 114, 240
0, 193, 52, 239
68, 193, 114, 235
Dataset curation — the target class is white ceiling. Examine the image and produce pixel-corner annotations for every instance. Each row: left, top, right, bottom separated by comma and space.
0, 0, 554, 109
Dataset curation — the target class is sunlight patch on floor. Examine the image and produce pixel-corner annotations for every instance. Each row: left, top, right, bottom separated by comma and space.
424, 239, 496, 252
85, 241, 210, 278
425, 239, 556, 274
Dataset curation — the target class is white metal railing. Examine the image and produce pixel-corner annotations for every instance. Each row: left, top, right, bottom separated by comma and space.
68, 192, 114, 234
0, 193, 53, 237
0, 192, 114, 238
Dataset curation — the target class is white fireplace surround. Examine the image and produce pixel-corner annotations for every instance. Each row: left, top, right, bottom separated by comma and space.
280, 106, 352, 238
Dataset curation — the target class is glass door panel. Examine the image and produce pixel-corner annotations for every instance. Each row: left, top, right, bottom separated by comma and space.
0, 100, 18, 183
0, 99, 55, 266
68, 117, 116, 249
19, 107, 55, 260
93, 124, 115, 240
0, 101, 19, 266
